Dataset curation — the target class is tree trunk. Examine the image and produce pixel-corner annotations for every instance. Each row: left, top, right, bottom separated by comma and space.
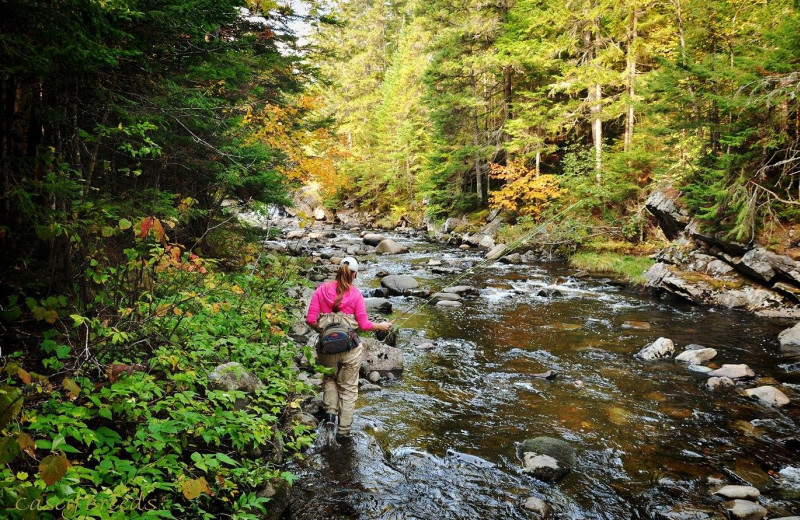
471, 71, 483, 202
624, 8, 638, 152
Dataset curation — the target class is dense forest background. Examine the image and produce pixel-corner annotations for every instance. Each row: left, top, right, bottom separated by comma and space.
1, 0, 800, 518
311, 0, 800, 245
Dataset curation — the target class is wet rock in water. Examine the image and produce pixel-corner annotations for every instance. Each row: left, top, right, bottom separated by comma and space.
364, 297, 392, 314
500, 252, 522, 264
779, 322, 800, 348
381, 274, 419, 295
375, 270, 390, 278
714, 485, 760, 499
407, 288, 432, 298
368, 370, 381, 383
486, 244, 507, 261
622, 320, 651, 330
532, 370, 556, 380
430, 292, 461, 304
722, 499, 767, 520
708, 364, 755, 379
436, 300, 462, 307
286, 229, 306, 239
257, 477, 292, 520
442, 285, 477, 296
360, 338, 403, 374
359, 380, 382, 393
375, 238, 409, 254
522, 497, 552, 518
675, 348, 718, 365
537, 288, 563, 298
688, 365, 714, 374
427, 259, 443, 266
362, 233, 387, 246
459, 244, 471, 250
635, 337, 675, 360
415, 342, 436, 350
518, 436, 576, 482
654, 504, 715, 519
708, 376, 735, 390
208, 362, 264, 393
346, 244, 371, 256
744, 385, 790, 407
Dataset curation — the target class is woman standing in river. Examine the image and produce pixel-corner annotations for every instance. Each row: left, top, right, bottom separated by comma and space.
306, 257, 392, 440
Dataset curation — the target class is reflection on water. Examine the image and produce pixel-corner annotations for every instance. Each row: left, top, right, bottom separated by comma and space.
287, 232, 800, 519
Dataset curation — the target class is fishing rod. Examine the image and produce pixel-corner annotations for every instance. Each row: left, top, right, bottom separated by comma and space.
388, 199, 586, 330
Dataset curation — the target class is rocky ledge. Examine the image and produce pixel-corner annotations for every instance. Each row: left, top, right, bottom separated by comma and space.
643, 186, 800, 318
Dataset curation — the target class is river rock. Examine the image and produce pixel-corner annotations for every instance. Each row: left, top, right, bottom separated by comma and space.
523, 497, 552, 518
365, 298, 392, 314
381, 274, 419, 295
375, 239, 409, 254
312, 207, 327, 220
486, 244, 507, 261
779, 322, 800, 348
688, 365, 714, 374
622, 321, 651, 330
645, 185, 691, 240
208, 362, 264, 393
362, 233, 387, 246
368, 371, 381, 383
478, 235, 496, 249
635, 337, 675, 360
518, 436, 576, 482
285, 229, 305, 239
707, 376, 735, 390
257, 477, 291, 520
443, 217, 463, 233
708, 364, 755, 379
430, 292, 461, 304
346, 244, 371, 256
714, 485, 760, 499
500, 252, 522, 264
361, 338, 403, 374
744, 385, 790, 407
722, 499, 767, 520
359, 381, 382, 393
416, 342, 436, 350
436, 300, 462, 308
442, 285, 477, 296
675, 348, 717, 365
537, 288, 562, 298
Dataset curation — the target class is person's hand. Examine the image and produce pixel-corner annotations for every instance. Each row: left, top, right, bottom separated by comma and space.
378, 321, 393, 332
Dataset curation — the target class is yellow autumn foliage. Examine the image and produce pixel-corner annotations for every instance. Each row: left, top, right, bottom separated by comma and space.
489, 159, 565, 217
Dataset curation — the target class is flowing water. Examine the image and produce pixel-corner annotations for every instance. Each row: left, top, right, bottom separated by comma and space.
285, 230, 800, 520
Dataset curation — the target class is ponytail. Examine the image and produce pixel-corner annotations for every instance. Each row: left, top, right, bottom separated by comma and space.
333, 263, 356, 311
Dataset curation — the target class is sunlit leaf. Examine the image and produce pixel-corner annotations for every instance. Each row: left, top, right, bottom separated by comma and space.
39, 453, 71, 485
62, 378, 80, 400
17, 433, 35, 458
182, 477, 212, 499
118, 218, 132, 230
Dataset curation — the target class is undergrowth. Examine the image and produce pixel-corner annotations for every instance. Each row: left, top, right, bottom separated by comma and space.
0, 221, 315, 519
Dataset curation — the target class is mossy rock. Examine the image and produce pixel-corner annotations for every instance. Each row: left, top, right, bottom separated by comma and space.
257, 477, 292, 520
517, 436, 576, 482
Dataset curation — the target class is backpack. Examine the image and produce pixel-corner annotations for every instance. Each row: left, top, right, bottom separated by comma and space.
317, 313, 360, 354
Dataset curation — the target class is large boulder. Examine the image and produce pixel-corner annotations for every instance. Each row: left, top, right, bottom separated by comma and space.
645, 185, 691, 240
779, 323, 800, 348
362, 233, 387, 246
518, 436, 576, 482
208, 362, 263, 393
375, 239, 409, 255
360, 338, 403, 374
381, 274, 420, 295
430, 292, 461, 304
736, 248, 800, 286
744, 386, 790, 407
442, 217, 464, 234
364, 298, 393, 314
722, 499, 767, 520
635, 337, 675, 360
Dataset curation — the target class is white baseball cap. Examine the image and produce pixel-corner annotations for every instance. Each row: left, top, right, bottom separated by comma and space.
340, 256, 359, 272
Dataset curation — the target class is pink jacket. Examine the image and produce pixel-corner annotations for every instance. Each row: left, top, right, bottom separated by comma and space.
305, 281, 376, 331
